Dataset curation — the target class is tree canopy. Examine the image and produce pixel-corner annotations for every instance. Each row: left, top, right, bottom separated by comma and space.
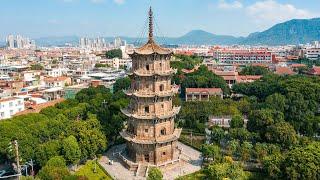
106, 49, 122, 59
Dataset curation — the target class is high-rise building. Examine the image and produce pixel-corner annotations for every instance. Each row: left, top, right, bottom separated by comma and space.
79, 37, 107, 49
114, 37, 122, 48
5, 35, 36, 49
120, 7, 181, 167
6, 35, 15, 49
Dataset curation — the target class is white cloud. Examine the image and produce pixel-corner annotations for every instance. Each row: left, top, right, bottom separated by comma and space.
114, 0, 124, 5
246, 0, 317, 25
218, 0, 243, 10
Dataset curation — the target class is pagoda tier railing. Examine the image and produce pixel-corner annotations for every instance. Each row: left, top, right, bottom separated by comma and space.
128, 68, 177, 77
123, 85, 179, 97
120, 128, 182, 144
121, 106, 181, 120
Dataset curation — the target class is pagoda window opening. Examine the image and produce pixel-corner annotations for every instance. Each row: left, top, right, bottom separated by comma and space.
160, 84, 164, 92
160, 128, 166, 136
145, 106, 150, 113
146, 64, 150, 71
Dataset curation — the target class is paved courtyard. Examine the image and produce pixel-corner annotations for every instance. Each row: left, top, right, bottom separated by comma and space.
99, 142, 202, 180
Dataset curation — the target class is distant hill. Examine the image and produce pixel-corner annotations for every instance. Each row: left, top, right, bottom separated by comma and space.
167, 30, 243, 45
35, 36, 79, 46
242, 18, 320, 45
7, 17, 320, 47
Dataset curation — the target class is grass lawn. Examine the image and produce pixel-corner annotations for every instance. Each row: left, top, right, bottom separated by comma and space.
179, 133, 205, 150
75, 160, 112, 180
175, 170, 206, 180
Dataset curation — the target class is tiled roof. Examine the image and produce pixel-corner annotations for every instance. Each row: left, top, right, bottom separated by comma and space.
0, 97, 18, 103
309, 66, 320, 75
130, 40, 172, 55
275, 67, 295, 75
14, 98, 65, 116
44, 76, 69, 82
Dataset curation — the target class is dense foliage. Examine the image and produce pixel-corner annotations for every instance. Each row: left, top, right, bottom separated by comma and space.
95, 63, 109, 68
233, 74, 320, 137
175, 65, 230, 98
106, 48, 122, 59
113, 77, 131, 93
239, 66, 269, 76
147, 167, 163, 180
0, 85, 128, 178
170, 54, 202, 70
30, 64, 44, 70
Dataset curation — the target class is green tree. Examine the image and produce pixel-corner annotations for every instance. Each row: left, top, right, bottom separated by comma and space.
62, 135, 81, 165
37, 156, 70, 180
239, 141, 253, 162
240, 66, 269, 75
263, 153, 285, 179
226, 140, 240, 157
265, 121, 298, 148
265, 93, 286, 112
35, 140, 61, 167
95, 63, 108, 68
201, 144, 222, 162
147, 167, 163, 180
284, 142, 320, 180
30, 64, 44, 70
206, 162, 245, 180
229, 128, 251, 142
210, 126, 225, 143
230, 115, 244, 128
113, 77, 131, 93
106, 49, 122, 59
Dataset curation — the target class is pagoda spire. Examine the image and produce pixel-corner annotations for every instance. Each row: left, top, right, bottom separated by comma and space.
148, 6, 154, 43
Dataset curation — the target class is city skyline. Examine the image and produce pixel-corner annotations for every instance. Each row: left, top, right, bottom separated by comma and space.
1, 0, 320, 41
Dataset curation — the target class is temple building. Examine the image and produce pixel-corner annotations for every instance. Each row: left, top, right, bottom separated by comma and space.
120, 7, 181, 167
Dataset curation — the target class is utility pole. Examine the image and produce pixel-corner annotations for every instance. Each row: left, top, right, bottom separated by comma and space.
12, 140, 21, 180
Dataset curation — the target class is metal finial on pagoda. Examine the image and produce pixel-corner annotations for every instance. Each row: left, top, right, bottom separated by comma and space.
148, 6, 154, 42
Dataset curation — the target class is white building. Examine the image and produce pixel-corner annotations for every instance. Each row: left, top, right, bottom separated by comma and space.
305, 48, 320, 61
98, 58, 132, 69
45, 68, 68, 77
0, 97, 25, 120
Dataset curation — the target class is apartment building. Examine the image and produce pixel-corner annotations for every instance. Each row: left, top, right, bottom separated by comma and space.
305, 48, 320, 61
0, 97, 25, 120
213, 49, 275, 64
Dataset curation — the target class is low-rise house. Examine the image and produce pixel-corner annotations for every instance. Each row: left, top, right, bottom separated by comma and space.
185, 88, 223, 101
208, 115, 248, 128
43, 76, 71, 88
0, 97, 25, 120
236, 75, 262, 83
308, 66, 320, 76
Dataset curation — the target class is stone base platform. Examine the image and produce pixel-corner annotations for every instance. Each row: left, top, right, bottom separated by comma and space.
99, 142, 202, 180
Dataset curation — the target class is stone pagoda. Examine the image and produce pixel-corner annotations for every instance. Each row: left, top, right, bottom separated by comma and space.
120, 7, 181, 167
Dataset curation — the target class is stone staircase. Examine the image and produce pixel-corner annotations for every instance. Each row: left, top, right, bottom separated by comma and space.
136, 163, 148, 177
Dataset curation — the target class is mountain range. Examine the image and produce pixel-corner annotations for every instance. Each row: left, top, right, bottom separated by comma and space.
1, 18, 320, 47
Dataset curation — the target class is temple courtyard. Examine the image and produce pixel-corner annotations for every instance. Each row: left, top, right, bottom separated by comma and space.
99, 142, 203, 180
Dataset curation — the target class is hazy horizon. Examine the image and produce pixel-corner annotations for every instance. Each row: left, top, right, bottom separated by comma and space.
1, 0, 320, 41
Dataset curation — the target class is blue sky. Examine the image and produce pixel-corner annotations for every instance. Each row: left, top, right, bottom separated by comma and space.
1, 0, 319, 40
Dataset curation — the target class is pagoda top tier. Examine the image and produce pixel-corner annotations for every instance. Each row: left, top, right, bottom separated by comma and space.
129, 7, 172, 55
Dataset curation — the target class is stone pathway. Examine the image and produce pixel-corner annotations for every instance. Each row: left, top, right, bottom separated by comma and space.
99, 142, 202, 180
